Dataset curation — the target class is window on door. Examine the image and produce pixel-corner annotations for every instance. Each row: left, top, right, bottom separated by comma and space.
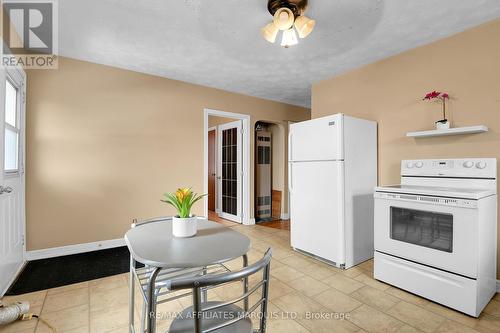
4, 79, 19, 173
390, 207, 453, 253
222, 127, 238, 215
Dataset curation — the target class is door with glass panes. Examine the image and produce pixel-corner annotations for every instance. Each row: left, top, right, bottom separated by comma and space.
217, 120, 242, 223
0, 66, 26, 296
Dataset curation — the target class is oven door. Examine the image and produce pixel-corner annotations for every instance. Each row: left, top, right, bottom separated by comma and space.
374, 192, 478, 278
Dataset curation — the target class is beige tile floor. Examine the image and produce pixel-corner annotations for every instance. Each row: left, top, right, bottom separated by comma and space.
2, 224, 500, 333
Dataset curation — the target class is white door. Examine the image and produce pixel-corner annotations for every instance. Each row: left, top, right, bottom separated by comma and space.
217, 120, 242, 223
289, 114, 343, 162
289, 160, 344, 264
0, 66, 26, 296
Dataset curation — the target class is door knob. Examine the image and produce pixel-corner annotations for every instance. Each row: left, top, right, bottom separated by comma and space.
0, 186, 13, 194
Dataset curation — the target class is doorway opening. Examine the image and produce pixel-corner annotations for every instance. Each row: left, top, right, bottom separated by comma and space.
254, 121, 286, 224
204, 109, 251, 225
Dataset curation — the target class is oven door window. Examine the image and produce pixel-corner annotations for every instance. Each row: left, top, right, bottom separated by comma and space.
390, 207, 453, 253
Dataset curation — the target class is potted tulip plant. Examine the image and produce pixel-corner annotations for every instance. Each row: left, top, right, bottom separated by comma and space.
162, 188, 207, 238
423, 91, 451, 130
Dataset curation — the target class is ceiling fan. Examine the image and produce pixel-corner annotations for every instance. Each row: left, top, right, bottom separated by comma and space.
261, 0, 316, 48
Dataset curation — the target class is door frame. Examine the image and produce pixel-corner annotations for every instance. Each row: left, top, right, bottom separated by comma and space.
0, 64, 27, 296
203, 108, 252, 225
207, 126, 217, 212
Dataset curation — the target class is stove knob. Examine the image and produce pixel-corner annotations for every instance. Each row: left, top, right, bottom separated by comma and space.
463, 161, 474, 168
476, 161, 487, 169
415, 161, 424, 168
406, 161, 414, 168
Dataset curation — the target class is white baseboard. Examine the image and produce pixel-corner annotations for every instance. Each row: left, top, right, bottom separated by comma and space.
25, 238, 126, 261
280, 213, 290, 220
247, 218, 256, 225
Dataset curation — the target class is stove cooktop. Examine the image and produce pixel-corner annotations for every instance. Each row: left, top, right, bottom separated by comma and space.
375, 184, 496, 200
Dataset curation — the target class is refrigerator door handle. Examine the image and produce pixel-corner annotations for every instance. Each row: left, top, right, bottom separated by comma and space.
288, 162, 294, 194
288, 132, 293, 162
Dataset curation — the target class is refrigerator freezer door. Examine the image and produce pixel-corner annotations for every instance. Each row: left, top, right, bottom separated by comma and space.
289, 114, 343, 162
289, 160, 345, 265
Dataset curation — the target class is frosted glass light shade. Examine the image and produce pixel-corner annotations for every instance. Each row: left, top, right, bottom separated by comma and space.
273, 7, 294, 30
281, 28, 298, 48
261, 22, 279, 43
294, 15, 316, 38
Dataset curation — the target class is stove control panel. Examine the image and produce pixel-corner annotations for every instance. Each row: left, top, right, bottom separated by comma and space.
374, 192, 478, 209
463, 161, 474, 168
401, 158, 496, 178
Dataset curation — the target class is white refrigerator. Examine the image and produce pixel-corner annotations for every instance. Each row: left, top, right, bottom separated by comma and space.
288, 114, 377, 269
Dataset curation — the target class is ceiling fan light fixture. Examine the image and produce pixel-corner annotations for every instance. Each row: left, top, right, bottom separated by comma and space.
261, 0, 314, 47
273, 7, 294, 30
261, 22, 280, 43
281, 27, 298, 48
294, 15, 316, 38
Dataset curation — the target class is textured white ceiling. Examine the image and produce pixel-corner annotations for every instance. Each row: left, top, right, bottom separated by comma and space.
58, 0, 500, 107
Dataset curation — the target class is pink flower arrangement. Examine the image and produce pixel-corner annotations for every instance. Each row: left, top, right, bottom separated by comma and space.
424, 91, 449, 101
423, 91, 450, 123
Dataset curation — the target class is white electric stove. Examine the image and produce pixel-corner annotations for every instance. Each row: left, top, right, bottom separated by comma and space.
374, 158, 497, 317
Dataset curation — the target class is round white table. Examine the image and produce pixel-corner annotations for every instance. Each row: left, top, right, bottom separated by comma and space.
125, 217, 251, 333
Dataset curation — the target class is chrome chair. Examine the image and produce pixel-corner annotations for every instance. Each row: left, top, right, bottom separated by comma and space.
129, 217, 240, 333
166, 248, 272, 333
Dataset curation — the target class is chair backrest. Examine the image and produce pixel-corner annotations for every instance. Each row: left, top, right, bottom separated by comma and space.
167, 248, 273, 333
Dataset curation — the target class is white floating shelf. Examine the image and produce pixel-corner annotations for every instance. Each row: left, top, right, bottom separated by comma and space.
407, 125, 488, 138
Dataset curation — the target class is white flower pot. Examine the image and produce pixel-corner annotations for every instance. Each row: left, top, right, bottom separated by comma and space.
172, 216, 198, 238
435, 120, 450, 130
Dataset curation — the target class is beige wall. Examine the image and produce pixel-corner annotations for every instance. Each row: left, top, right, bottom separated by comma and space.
312, 19, 500, 276
26, 57, 309, 250
208, 116, 235, 128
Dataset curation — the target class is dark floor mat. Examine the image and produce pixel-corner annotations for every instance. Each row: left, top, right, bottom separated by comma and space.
6, 246, 143, 295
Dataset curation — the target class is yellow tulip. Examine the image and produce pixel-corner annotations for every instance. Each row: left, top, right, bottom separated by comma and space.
175, 188, 191, 203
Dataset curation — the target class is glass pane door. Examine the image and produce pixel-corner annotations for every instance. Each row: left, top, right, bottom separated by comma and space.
217, 119, 242, 223
390, 207, 453, 252
217, 120, 242, 222
221, 127, 238, 215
